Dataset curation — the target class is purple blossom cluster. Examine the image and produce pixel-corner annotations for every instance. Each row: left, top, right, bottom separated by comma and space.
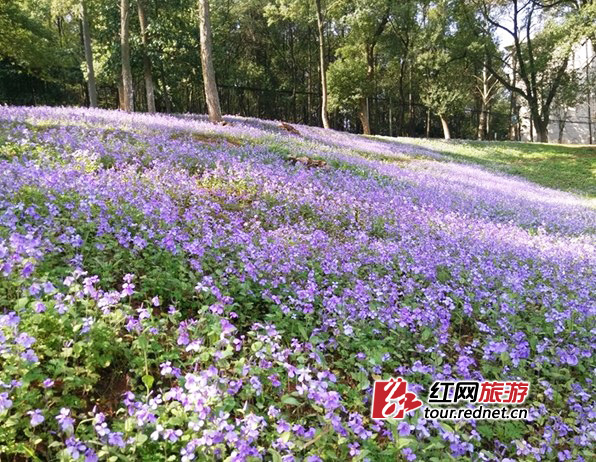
0, 106, 594, 460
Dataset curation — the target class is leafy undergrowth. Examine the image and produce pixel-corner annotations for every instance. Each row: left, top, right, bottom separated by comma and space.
391, 137, 596, 198
0, 106, 594, 462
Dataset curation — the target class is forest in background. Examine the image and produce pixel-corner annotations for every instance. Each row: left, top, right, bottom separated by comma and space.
0, 0, 594, 141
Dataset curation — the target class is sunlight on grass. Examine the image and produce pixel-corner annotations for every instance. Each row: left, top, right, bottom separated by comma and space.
390, 137, 596, 197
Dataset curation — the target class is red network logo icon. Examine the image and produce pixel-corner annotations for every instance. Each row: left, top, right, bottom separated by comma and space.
371, 377, 422, 420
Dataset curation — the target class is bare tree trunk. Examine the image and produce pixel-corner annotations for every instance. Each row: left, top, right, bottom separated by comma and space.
359, 98, 371, 135
117, 79, 125, 109
558, 116, 566, 143
120, 0, 134, 112
530, 106, 549, 142
439, 114, 451, 140
477, 65, 488, 140
535, 121, 548, 142
137, 0, 156, 113
198, 0, 222, 123
487, 110, 491, 138
314, 0, 330, 129
81, 1, 97, 108
477, 105, 487, 140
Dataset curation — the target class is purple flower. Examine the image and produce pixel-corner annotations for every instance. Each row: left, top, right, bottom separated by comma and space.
84, 449, 98, 462
402, 448, 417, 461
56, 408, 75, 434
0, 393, 13, 411
21, 349, 39, 363
276, 419, 291, 433
398, 421, 412, 436
121, 282, 135, 297
15, 333, 36, 348
27, 409, 44, 426
107, 432, 126, 448
249, 376, 262, 395
65, 437, 87, 459
22, 261, 35, 278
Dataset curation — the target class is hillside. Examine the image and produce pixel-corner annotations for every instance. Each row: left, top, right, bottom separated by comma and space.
0, 106, 594, 461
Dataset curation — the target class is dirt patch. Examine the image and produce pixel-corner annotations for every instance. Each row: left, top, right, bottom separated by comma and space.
287, 155, 328, 168
169, 131, 244, 147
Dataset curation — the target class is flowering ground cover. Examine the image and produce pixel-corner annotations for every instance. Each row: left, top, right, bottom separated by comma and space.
0, 106, 594, 461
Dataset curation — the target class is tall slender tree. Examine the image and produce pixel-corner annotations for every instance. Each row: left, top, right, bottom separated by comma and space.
120, 0, 134, 111
137, 0, 155, 113
476, 58, 498, 140
314, 0, 330, 128
80, 0, 97, 107
198, 0, 222, 123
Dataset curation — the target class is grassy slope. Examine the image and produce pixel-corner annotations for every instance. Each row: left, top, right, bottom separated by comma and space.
386, 137, 596, 197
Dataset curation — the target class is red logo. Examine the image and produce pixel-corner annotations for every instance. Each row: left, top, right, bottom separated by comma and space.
371, 377, 423, 419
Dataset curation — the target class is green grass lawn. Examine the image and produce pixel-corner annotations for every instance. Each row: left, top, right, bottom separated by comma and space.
391, 137, 596, 197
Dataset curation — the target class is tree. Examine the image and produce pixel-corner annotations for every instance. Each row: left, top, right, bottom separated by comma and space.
474, 0, 588, 142
476, 57, 499, 139
120, 0, 134, 111
314, 0, 330, 128
264, 0, 331, 128
384, 0, 420, 136
137, 0, 156, 112
417, 1, 474, 139
81, 0, 97, 107
328, 0, 391, 135
418, 51, 468, 139
198, 0, 222, 123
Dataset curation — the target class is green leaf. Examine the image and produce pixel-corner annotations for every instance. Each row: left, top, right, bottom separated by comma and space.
280, 431, 292, 443
396, 436, 416, 449
281, 395, 300, 406
142, 374, 154, 390
269, 449, 283, 462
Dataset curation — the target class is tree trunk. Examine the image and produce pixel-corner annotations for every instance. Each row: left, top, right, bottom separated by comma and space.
158, 62, 173, 113
359, 98, 371, 135
120, 0, 134, 112
530, 106, 549, 142
558, 118, 566, 144
477, 61, 491, 140
137, 0, 156, 113
117, 79, 125, 110
198, 0, 222, 123
477, 104, 487, 140
81, 1, 97, 108
314, 0, 330, 129
534, 121, 548, 142
439, 114, 451, 140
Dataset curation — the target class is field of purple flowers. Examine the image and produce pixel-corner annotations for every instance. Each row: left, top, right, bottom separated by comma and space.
0, 106, 594, 461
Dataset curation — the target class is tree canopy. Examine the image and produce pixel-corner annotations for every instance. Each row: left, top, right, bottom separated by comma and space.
0, 0, 593, 141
